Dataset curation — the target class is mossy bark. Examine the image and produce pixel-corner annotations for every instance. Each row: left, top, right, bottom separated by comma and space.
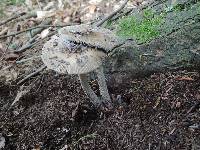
105, 0, 200, 86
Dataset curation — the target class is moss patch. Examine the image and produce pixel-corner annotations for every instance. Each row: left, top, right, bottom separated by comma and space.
116, 9, 164, 43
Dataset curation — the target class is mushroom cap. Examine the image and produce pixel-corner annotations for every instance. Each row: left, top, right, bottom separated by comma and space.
58, 24, 122, 53
41, 34, 106, 74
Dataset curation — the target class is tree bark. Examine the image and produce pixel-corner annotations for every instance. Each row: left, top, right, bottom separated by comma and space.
105, 0, 200, 87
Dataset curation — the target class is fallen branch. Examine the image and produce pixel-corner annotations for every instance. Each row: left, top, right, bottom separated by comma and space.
96, 0, 129, 27
0, 23, 75, 39
0, 12, 26, 26
16, 55, 41, 64
17, 65, 47, 85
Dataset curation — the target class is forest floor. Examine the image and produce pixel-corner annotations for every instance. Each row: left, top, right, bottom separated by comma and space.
0, 0, 200, 150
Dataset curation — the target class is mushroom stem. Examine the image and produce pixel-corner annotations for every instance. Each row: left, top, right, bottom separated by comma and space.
96, 66, 112, 106
79, 74, 100, 106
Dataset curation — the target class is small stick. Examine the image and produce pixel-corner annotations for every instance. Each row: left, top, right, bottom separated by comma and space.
96, 0, 129, 27
17, 65, 47, 85
17, 11, 37, 21
16, 55, 41, 64
0, 12, 26, 26
15, 41, 38, 53
14, 35, 40, 53
110, 8, 133, 22
0, 23, 75, 39
15, 30, 57, 53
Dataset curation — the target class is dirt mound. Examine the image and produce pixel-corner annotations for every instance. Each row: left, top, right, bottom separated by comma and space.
0, 71, 200, 149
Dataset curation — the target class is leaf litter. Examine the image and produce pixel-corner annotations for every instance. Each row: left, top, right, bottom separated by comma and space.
0, 0, 200, 150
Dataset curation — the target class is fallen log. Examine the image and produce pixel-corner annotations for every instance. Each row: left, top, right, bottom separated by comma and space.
105, 0, 200, 86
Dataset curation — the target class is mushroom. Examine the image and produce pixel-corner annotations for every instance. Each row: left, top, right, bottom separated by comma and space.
41, 24, 122, 108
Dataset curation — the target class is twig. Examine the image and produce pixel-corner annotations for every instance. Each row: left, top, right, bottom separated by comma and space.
110, 8, 133, 22
11, 85, 29, 106
0, 12, 26, 26
31, 19, 52, 37
0, 23, 74, 39
17, 11, 37, 22
16, 55, 41, 64
15, 30, 57, 53
96, 0, 129, 27
16, 27, 41, 53
17, 65, 47, 85
15, 41, 38, 53
14, 35, 39, 53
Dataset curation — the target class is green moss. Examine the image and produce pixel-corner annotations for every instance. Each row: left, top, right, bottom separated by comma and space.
116, 9, 164, 43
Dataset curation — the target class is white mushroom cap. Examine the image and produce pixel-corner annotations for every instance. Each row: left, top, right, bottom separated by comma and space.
58, 24, 122, 52
41, 35, 106, 74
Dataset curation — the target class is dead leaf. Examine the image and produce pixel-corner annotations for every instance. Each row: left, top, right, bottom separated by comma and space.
0, 27, 8, 36
36, 10, 55, 19
33, 144, 40, 150
4, 53, 19, 61
175, 76, 194, 81
63, 16, 71, 23
40, 28, 50, 39
11, 86, 29, 106
153, 97, 161, 109
88, 5, 97, 14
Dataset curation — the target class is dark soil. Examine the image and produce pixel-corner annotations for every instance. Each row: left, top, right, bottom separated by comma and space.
0, 70, 200, 150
